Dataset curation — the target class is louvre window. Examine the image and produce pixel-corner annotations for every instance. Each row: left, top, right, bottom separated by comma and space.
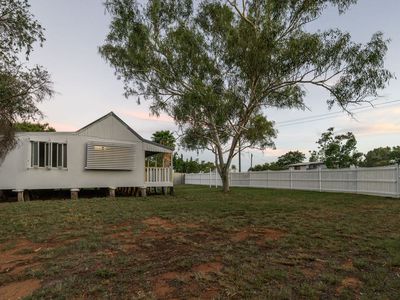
30, 141, 67, 169
86, 142, 135, 170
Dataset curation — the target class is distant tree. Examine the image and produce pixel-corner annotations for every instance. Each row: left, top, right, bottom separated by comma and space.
362, 146, 400, 167
101, 0, 392, 192
151, 130, 176, 149
0, 0, 53, 161
391, 146, 400, 164
248, 150, 305, 171
249, 162, 270, 171
148, 130, 176, 167
310, 128, 363, 168
275, 151, 305, 169
14, 122, 55, 132
172, 153, 215, 173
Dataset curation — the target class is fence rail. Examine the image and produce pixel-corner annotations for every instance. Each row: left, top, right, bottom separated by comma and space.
185, 165, 400, 198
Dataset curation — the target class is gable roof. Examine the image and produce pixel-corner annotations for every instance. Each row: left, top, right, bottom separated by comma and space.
76, 112, 174, 152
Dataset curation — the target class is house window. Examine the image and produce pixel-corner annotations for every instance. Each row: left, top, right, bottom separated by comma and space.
85, 142, 135, 170
30, 141, 67, 169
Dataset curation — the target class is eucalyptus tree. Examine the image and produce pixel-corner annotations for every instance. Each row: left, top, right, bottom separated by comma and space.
0, 0, 53, 161
309, 127, 363, 168
100, 0, 392, 192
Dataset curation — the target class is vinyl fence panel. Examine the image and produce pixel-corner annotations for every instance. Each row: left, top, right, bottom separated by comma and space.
184, 165, 400, 198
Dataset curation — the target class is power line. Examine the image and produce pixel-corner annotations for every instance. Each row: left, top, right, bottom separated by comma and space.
276, 99, 400, 127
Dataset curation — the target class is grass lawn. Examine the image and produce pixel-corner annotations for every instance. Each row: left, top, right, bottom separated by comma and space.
0, 185, 399, 299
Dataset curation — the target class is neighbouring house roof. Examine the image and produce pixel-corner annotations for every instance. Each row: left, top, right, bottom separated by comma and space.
288, 161, 325, 167
76, 111, 174, 152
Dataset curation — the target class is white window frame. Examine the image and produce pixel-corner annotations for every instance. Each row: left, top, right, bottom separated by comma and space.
30, 141, 68, 169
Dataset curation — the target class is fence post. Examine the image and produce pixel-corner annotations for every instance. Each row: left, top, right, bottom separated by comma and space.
290, 169, 293, 190
319, 168, 322, 192
249, 171, 252, 188
396, 164, 399, 198
209, 169, 211, 188
355, 167, 358, 194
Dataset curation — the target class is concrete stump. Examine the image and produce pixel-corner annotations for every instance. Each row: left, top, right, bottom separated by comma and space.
140, 187, 147, 197
23, 191, 30, 201
108, 187, 116, 199
162, 187, 167, 195
16, 190, 24, 202
71, 189, 79, 200
169, 187, 175, 196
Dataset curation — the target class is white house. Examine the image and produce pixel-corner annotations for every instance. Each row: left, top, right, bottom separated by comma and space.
0, 112, 174, 201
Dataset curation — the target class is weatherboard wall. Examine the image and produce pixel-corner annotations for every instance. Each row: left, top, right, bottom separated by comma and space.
0, 132, 146, 190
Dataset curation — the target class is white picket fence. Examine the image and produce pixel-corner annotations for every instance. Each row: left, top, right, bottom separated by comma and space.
185, 165, 400, 198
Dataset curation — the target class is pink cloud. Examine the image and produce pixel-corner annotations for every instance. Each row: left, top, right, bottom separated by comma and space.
351, 123, 400, 136
117, 110, 174, 123
49, 122, 78, 132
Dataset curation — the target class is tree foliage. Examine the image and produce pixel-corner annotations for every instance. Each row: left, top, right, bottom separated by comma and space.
14, 121, 55, 132
100, 0, 392, 192
249, 150, 305, 171
309, 127, 363, 168
0, 0, 53, 161
148, 130, 176, 167
173, 153, 215, 173
362, 146, 400, 167
151, 130, 176, 149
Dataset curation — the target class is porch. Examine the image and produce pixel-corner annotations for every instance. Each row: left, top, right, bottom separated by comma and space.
145, 167, 173, 187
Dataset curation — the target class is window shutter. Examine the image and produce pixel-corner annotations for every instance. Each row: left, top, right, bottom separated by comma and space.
85, 142, 135, 170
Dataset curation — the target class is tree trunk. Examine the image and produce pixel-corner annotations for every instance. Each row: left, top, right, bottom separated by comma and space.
221, 169, 230, 193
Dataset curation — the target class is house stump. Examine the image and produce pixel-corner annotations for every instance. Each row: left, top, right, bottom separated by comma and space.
14, 190, 24, 202
108, 187, 116, 199
70, 189, 79, 200
23, 190, 30, 201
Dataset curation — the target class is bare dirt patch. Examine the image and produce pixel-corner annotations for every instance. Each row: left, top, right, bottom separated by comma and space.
143, 217, 176, 229
152, 268, 222, 299
261, 229, 285, 240
341, 259, 355, 271
336, 277, 362, 295
231, 230, 251, 242
0, 240, 43, 275
192, 262, 223, 274
143, 217, 201, 230
152, 271, 190, 298
110, 221, 132, 230
0, 279, 41, 299
301, 260, 326, 279
231, 227, 285, 244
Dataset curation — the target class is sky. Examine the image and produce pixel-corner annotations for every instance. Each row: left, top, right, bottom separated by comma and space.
27, 0, 400, 171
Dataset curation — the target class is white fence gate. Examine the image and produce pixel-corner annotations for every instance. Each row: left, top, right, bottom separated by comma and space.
185, 165, 400, 198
